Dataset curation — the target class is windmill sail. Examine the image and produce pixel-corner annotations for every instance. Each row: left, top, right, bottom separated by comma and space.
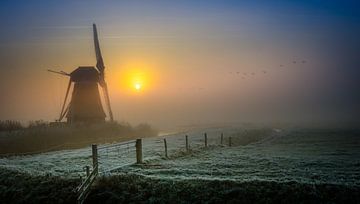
93, 23, 114, 122
58, 79, 72, 121
93, 24, 105, 75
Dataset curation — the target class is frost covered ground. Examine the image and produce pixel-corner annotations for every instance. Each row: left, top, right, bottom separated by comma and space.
0, 127, 359, 186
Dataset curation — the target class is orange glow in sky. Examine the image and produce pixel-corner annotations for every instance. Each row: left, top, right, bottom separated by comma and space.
110, 60, 157, 95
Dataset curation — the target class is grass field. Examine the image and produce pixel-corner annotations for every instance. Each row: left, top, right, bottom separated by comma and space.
0, 126, 359, 203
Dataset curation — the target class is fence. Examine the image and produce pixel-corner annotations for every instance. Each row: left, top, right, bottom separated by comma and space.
76, 132, 232, 203
161, 132, 232, 158
76, 139, 143, 204
76, 164, 98, 204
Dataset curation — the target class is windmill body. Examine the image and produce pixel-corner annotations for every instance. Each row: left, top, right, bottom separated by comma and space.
49, 24, 113, 124
66, 66, 106, 123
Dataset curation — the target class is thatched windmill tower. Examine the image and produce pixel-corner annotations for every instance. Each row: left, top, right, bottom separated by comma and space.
48, 24, 113, 123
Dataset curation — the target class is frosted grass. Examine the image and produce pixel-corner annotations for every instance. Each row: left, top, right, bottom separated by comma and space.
0, 127, 359, 186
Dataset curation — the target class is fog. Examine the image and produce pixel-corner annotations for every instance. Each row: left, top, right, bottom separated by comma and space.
0, 1, 359, 129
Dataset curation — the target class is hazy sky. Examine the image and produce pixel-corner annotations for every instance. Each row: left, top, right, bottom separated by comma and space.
0, 0, 359, 129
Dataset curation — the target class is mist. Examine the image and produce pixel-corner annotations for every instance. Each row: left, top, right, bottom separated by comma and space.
0, 1, 359, 129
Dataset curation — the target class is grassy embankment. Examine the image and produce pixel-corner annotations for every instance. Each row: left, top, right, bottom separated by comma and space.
0, 120, 158, 155
0, 168, 359, 204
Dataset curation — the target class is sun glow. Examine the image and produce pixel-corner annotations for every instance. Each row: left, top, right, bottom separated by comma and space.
113, 60, 158, 94
134, 83, 142, 91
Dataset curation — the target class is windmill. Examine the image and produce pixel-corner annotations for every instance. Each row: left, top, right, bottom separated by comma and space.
48, 24, 113, 123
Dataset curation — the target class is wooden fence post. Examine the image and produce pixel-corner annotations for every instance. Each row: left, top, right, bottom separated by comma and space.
85, 166, 90, 177
229, 137, 232, 147
204, 133, 208, 147
91, 144, 98, 173
221, 133, 223, 145
136, 139, 142, 164
185, 135, 189, 152
163, 138, 168, 158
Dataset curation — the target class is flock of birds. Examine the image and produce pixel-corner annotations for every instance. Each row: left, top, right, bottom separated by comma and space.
227, 59, 308, 80
190, 58, 309, 91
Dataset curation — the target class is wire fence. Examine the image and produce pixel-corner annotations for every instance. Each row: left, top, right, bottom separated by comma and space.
97, 140, 137, 174
134, 132, 231, 161
75, 132, 234, 203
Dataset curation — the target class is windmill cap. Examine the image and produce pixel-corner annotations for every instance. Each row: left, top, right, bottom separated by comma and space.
70, 66, 100, 82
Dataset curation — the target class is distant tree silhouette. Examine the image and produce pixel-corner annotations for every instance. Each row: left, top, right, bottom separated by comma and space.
0, 120, 23, 132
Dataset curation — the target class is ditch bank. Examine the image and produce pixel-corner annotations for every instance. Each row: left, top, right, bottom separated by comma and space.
1, 168, 359, 204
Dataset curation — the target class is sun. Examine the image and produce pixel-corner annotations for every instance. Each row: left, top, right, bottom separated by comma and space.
134, 83, 142, 91
113, 60, 158, 94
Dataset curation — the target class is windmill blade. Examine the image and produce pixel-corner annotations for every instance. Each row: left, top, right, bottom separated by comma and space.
59, 79, 72, 122
60, 71, 70, 75
48, 69, 70, 76
102, 82, 114, 122
93, 23, 105, 74
93, 24, 114, 121
58, 102, 70, 122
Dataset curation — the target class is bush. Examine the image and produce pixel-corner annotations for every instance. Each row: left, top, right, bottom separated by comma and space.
0, 120, 23, 132
28, 120, 48, 129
